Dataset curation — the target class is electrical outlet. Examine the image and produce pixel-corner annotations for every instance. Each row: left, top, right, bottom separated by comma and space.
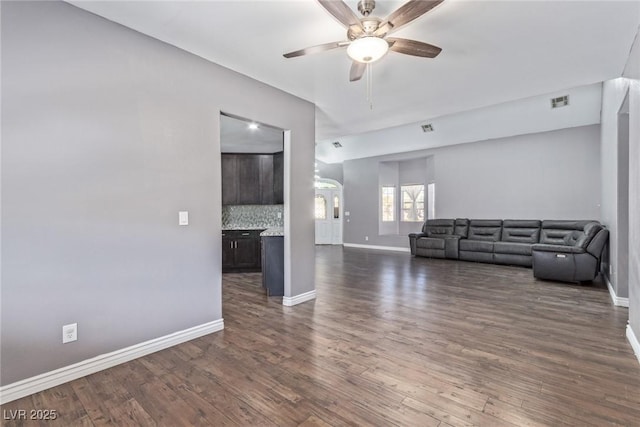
277, 212, 282, 219
365, 236, 369, 241
63, 323, 77, 344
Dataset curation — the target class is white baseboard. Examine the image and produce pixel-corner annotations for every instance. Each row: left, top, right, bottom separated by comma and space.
606, 276, 630, 307
343, 243, 410, 253
282, 289, 316, 306
0, 319, 224, 405
626, 325, 640, 365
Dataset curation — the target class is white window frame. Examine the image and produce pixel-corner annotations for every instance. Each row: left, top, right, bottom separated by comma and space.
381, 186, 396, 222
427, 182, 435, 220
400, 184, 425, 223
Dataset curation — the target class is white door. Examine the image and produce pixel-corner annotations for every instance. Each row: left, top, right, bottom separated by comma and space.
315, 184, 343, 245
315, 190, 332, 244
330, 191, 342, 244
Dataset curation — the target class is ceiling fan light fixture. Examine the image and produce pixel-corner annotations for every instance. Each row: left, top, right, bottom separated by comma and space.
347, 36, 389, 63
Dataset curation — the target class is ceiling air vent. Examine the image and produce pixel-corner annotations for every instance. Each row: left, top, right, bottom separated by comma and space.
551, 95, 569, 109
332, 141, 342, 148
421, 123, 434, 132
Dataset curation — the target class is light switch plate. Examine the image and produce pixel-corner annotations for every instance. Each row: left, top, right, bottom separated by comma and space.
179, 211, 189, 226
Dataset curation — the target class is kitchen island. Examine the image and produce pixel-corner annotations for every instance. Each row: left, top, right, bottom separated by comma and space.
260, 228, 284, 296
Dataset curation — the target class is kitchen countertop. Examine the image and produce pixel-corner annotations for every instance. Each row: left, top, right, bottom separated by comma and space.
221, 225, 284, 236
260, 227, 284, 237
222, 226, 269, 231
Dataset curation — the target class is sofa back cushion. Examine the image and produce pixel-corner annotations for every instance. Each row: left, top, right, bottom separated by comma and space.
501, 220, 541, 244
467, 219, 503, 241
575, 222, 603, 248
539, 220, 599, 247
454, 218, 470, 238
422, 219, 454, 237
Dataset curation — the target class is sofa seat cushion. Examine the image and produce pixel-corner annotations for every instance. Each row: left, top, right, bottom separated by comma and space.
494, 241, 532, 256
459, 239, 494, 253
416, 237, 446, 250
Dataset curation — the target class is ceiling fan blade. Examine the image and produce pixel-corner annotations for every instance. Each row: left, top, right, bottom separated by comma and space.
317, 0, 364, 31
375, 0, 444, 36
349, 61, 366, 82
387, 37, 442, 58
283, 41, 348, 58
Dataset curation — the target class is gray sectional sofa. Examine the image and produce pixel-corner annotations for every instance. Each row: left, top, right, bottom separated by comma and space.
409, 219, 609, 283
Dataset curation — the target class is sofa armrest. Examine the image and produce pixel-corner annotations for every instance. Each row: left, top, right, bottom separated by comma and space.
444, 235, 461, 259
532, 244, 585, 254
586, 229, 609, 258
408, 233, 427, 255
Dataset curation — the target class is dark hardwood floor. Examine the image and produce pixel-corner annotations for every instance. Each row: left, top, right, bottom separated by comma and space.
3, 246, 639, 426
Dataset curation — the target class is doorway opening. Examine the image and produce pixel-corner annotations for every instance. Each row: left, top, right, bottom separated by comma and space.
314, 178, 343, 245
220, 112, 285, 303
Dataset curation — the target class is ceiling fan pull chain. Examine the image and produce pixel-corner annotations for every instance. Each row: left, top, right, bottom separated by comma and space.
367, 63, 373, 110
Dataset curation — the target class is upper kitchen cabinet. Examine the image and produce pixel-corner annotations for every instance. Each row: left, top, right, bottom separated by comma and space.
221, 153, 239, 205
273, 151, 284, 204
236, 154, 261, 204
221, 153, 283, 205
220, 114, 284, 206
259, 154, 274, 205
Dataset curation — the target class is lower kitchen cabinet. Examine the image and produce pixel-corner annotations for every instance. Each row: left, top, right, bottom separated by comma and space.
222, 230, 263, 272
261, 235, 284, 296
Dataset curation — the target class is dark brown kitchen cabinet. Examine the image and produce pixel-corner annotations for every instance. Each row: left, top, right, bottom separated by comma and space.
222, 229, 263, 272
236, 155, 261, 204
261, 235, 284, 296
221, 154, 239, 206
221, 153, 283, 205
259, 155, 274, 204
273, 151, 284, 204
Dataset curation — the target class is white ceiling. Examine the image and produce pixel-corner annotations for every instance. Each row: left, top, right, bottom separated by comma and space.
316, 82, 602, 163
220, 114, 283, 153
69, 0, 639, 145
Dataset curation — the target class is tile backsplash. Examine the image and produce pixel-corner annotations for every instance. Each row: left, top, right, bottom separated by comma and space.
222, 205, 284, 229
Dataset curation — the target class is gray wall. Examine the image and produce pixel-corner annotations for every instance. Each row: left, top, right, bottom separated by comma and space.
316, 159, 343, 184
343, 125, 601, 248
1, 1, 315, 386
617, 109, 630, 301
623, 28, 640, 347
601, 78, 632, 298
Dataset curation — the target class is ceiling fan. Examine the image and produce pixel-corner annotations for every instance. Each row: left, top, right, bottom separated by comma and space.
283, 0, 444, 82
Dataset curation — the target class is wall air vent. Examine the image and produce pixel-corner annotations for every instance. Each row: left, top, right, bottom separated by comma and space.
332, 141, 342, 148
421, 123, 434, 132
551, 95, 569, 109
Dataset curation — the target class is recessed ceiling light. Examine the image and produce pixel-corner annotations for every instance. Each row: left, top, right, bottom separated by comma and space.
248, 123, 259, 130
